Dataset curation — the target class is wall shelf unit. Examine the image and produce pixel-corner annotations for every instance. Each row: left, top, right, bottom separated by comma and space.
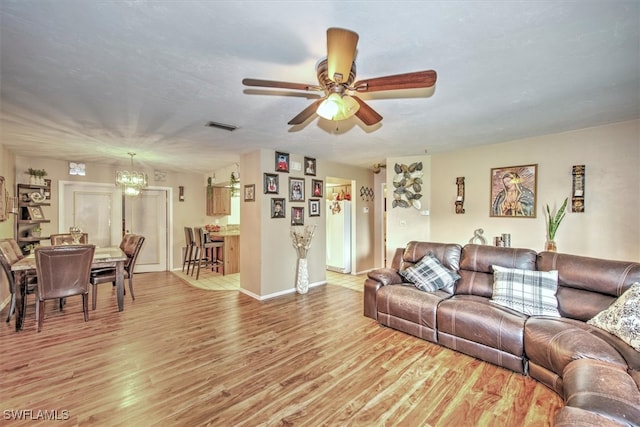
15, 183, 51, 254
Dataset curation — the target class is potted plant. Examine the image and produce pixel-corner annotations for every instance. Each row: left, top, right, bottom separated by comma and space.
26, 168, 48, 185
31, 226, 42, 238
545, 197, 568, 252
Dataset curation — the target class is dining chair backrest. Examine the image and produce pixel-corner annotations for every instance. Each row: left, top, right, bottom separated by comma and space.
119, 234, 145, 273
184, 227, 194, 247
193, 227, 204, 248
0, 242, 16, 290
35, 245, 95, 300
50, 233, 89, 245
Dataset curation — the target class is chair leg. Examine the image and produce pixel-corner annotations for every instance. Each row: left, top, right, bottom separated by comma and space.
128, 276, 135, 300
190, 247, 199, 277
82, 294, 89, 322
5, 293, 16, 323
92, 284, 97, 310
36, 300, 44, 332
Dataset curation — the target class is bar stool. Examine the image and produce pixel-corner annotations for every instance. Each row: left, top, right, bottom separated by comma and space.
192, 227, 224, 279
182, 227, 196, 274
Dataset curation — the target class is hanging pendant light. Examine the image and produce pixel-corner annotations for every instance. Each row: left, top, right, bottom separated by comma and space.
116, 152, 148, 196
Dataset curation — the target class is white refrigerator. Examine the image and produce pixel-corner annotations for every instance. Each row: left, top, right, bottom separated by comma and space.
326, 200, 351, 273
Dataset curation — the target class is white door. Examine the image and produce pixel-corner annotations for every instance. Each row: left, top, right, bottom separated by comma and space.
123, 188, 168, 273
60, 182, 122, 247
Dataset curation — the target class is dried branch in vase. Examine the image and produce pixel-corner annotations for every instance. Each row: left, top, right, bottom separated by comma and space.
290, 225, 317, 258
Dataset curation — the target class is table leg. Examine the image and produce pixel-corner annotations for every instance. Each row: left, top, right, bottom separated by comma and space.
15, 271, 25, 331
116, 260, 124, 312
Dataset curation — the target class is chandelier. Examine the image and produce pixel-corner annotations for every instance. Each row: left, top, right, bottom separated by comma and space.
116, 152, 148, 196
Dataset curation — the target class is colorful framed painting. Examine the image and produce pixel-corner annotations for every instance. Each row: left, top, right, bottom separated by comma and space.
291, 206, 304, 225
490, 164, 537, 218
263, 173, 279, 194
275, 151, 289, 173
289, 177, 305, 202
309, 199, 320, 217
271, 198, 285, 218
311, 179, 323, 198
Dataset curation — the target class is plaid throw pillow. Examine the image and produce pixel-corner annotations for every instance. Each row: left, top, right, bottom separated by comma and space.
400, 252, 460, 292
588, 282, 640, 351
491, 265, 560, 317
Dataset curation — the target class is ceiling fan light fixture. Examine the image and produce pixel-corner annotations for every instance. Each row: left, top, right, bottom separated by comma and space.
317, 93, 360, 121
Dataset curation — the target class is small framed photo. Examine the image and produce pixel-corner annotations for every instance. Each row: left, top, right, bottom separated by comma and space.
291, 206, 304, 225
309, 199, 321, 217
304, 157, 316, 176
271, 198, 286, 218
275, 151, 290, 173
27, 205, 45, 220
311, 179, 323, 198
263, 173, 279, 194
289, 177, 305, 201
490, 164, 537, 218
244, 184, 255, 202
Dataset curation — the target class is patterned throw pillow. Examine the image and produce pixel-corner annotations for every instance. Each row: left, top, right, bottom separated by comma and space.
587, 283, 640, 351
491, 265, 561, 317
399, 252, 460, 292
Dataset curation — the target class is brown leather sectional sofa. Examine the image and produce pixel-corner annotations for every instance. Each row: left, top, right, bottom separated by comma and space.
364, 242, 640, 426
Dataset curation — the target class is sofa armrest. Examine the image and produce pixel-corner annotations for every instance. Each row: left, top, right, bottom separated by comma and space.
367, 268, 403, 286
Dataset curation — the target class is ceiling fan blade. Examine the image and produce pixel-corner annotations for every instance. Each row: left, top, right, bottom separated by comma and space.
242, 78, 321, 92
326, 28, 359, 84
288, 99, 324, 125
352, 96, 383, 126
353, 70, 437, 92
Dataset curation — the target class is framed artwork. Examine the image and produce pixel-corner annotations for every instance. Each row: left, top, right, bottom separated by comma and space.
490, 164, 537, 218
309, 199, 321, 217
244, 184, 255, 202
304, 157, 316, 176
44, 178, 52, 200
275, 151, 289, 173
27, 205, 45, 220
271, 198, 286, 218
289, 177, 305, 201
291, 206, 304, 225
263, 173, 279, 194
311, 179, 323, 198
0, 176, 5, 222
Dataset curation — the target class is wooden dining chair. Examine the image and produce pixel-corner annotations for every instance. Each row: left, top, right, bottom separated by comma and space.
34, 245, 95, 332
50, 233, 89, 245
90, 234, 145, 310
0, 239, 39, 325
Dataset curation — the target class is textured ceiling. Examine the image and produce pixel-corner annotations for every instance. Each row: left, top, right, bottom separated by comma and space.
1, 1, 638, 174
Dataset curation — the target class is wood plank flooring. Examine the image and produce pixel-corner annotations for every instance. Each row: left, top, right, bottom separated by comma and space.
0, 272, 563, 426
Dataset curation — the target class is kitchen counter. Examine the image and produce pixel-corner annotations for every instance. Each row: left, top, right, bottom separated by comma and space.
207, 232, 240, 274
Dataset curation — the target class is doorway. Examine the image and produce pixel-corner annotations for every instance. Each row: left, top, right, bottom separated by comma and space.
60, 182, 171, 272
325, 177, 355, 274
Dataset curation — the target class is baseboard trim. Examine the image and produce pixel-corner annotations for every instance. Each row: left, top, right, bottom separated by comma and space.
240, 280, 327, 301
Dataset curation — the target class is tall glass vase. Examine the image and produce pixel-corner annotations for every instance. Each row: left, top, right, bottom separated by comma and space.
296, 257, 309, 294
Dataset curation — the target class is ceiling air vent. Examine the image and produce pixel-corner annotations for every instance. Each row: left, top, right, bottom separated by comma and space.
205, 121, 237, 131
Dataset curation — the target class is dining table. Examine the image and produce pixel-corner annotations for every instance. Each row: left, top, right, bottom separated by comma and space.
10, 246, 127, 331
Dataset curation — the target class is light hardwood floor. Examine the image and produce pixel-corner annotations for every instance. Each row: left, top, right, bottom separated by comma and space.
0, 271, 562, 426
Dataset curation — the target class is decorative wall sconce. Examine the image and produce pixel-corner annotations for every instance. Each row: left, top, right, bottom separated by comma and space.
455, 177, 465, 214
179, 186, 185, 202
572, 165, 585, 212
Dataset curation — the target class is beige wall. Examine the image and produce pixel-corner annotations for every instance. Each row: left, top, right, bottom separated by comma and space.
240, 148, 375, 299
386, 120, 639, 262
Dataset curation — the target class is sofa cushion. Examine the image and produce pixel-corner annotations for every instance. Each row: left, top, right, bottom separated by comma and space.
400, 252, 460, 292
491, 265, 561, 317
587, 282, 640, 351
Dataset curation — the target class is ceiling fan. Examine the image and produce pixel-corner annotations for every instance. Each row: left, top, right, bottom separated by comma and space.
242, 28, 437, 126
